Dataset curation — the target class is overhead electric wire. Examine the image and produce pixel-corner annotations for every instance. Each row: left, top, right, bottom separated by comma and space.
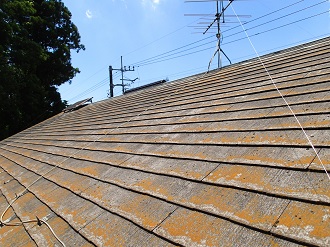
64, 0, 328, 101
129, 0, 327, 68
68, 77, 109, 102
68, 72, 121, 102
131, 0, 305, 66
130, 10, 328, 67
133, 38, 216, 67
64, 0, 325, 102
222, 11, 328, 46
223, 0, 327, 39
123, 9, 216, 57
222, 0, 305, 34
131, 35, 214, 66
60, 66, 108, 96
66, 0, 328, 101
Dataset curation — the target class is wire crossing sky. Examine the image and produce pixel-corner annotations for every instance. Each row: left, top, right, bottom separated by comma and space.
59, 0, 330, 104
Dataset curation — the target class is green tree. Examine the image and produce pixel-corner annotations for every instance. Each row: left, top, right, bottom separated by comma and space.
0, 0, 84, 140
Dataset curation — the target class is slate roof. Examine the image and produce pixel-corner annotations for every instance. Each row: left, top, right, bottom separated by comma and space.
0, 37, 329, 247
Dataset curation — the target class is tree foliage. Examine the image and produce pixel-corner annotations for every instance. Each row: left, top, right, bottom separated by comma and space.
0, 0, 84, 140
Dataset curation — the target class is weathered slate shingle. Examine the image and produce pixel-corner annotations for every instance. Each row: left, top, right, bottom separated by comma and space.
1, 37, 329, 246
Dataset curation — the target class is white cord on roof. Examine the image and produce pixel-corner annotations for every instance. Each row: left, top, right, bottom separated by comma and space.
0, 116, 67, 246
1, 70, 210, 247
1, 171, 66, 247
231, 4, 330, 182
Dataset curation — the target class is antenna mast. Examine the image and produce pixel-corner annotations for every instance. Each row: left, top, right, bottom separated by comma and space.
185, 0, 248, 69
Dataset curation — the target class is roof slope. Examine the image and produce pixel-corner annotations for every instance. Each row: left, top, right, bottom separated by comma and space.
1, 37, 329, 246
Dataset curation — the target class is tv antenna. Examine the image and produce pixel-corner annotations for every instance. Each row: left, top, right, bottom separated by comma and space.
185, 0, 250, 70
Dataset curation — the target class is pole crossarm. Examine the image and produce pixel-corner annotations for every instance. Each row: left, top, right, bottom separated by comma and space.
109, 56, 136, 97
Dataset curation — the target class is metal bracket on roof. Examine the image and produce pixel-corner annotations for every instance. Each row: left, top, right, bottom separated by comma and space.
36, 216, 42, 226
41, 212, 56, 223
63, 97, 93, 113
3, 179, 14, 184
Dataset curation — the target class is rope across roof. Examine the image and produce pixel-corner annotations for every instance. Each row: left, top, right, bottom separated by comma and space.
0, 36, 329, 246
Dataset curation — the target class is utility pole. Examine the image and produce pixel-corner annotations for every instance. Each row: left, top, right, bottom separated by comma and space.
109, 65, 114, 97
109, 56, 135, 97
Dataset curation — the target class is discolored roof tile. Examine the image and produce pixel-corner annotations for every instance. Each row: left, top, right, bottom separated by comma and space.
1, 37, 329, 246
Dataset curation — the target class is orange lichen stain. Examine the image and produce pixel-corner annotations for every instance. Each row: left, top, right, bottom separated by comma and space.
206, 165, 323, 198
276, 202, 330, 239
46, 216, 68, 236
217, 136, 240, 144
171, 149, 207, 160
21, 149, 34, 157
22, 241, 36, 247
212, 105, 230, 112
170, 166, 204, 180
200, 137, 213, 144
118, 195, 160, 230
87, 221, 126, 247
158, 149, 208, 161
41, 189, 66, 206
86, 184, 163, 230
79, 166, 102, 177
274, 119, 330, 129
159, 209, 221, 246
61, 206, 81, 223
113, 145, 132, 153
297, 155, 322, 168
22, 204, 50, 223
84, 183, 109, 202
188, 187, 276, 229
206, 165, 268, 188
104, 136, 121, 142
195, 152, 208, 160
268, 238, 283, 247
310, 153, 330, 170
62, 180, 83, 194
241, 134, 296, 145
133, 178, 174, 201
227, 153, 266, 165
183, 126, 206, 132
226, 153, 312, 168
0, 226, 33, 246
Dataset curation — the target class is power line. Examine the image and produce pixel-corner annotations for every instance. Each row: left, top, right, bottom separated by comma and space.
68, 77, 109, 102
65, 0, 327, 101
128, 0, 326, 67
223, 0, 327, 39
222, 11, 328, 46
131, 35, 214, 66
133, 38, 216, 67
67, 71, 120, 102
123, 10, 215, 57
60, 66, 108, 96
130, 9, 328, 68
129, 3, 328, 68
222, 0, 305, 34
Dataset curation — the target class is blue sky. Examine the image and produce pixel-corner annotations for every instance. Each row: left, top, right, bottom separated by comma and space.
59, 0, 330, 104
